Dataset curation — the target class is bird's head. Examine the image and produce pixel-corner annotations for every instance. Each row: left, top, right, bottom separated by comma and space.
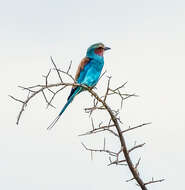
86, 43, 111, 58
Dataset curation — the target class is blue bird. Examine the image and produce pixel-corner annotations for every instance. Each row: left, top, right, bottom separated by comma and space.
47, 43, 110, 129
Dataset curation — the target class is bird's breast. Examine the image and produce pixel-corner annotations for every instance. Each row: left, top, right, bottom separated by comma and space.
91, 59, 104, 71
81, 59, 104, 87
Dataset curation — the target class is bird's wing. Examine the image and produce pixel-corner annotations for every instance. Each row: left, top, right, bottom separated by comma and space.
68, 57, 90, 100
74, 57, 90, 82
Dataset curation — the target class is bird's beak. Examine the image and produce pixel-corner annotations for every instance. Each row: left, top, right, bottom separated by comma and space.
104, 46, 111, 51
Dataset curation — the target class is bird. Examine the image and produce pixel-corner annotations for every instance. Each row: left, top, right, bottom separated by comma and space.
47, 43, 111, 129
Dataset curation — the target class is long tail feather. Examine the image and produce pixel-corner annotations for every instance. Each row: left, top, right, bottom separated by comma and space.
47, 87, 82, 130
47, 115, 61, 130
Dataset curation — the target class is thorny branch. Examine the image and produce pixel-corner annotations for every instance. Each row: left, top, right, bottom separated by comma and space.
144, 178, 165, 186
10, 57, 164, 190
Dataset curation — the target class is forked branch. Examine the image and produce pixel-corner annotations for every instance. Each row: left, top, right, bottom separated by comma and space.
10, 57, 164, 190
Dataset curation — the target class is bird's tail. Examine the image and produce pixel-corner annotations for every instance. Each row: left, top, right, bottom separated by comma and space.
47, 87, 82, 130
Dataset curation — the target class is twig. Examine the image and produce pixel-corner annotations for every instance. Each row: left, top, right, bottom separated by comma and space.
98, 70, 107, 82
122, 123, 152, 134
81, 142, 117, 157
78, 124, 116, 137
108, 159, 127, 166
126, 177, 135, 182
103, 76, 111, 103
67, 60, 72, 74
135, 158, 141, 169
43, 69, 51, 87
58, 69, 75, 82
144, 178, 165, 186
41, 90, 56, 109
128, 143, 146, 153
9, 95, 24, 104
50, 56, 63, 83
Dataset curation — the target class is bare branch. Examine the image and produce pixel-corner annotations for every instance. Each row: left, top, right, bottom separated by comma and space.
41, 90, 56, 109
42, 69, 51, 87
108, 159, 127, 166
98, 70, 107, 82
103, 137, 106, 150
103, 76, 111, 103
128, 143, 146, 153
50, 56, 63, 83
78, 124, 116, 137
122, 123, 152, 134
18, 86, 35, 93
83, 87, 148, 190
126, 177, 135, 182
135, 158, 141, 169
113, 81, 128, 91
11, 59, 163, 190
9, 95, 24, 104
66, 60, 72, 74
58, 69, 75, 82
81, 142, 117, 157
144, 178, 165, 186
11, 82, 69, 124
91, 118, 95, 130
47, 86, 67, 108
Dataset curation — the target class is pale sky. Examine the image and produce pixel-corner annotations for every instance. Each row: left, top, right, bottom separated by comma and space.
1, 0, 185, 189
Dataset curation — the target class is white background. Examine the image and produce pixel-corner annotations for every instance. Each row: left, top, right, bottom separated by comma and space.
1, 0, 185, 189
